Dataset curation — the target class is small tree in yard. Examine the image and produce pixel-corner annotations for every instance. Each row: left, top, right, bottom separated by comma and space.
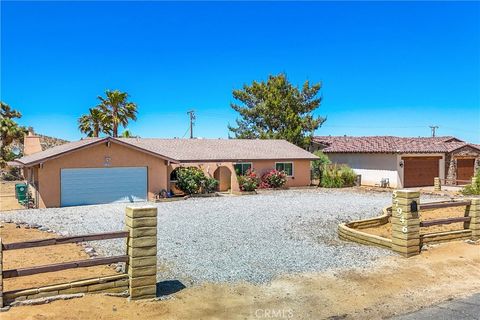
311, 151, 331, 185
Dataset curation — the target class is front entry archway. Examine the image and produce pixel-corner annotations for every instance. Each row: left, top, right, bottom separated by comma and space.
213, 166, 232, 192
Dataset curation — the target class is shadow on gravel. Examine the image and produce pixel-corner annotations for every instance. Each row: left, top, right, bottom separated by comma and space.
156, 280, 187, 297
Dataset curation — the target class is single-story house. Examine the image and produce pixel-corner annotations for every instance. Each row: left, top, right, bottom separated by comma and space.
311, 136, 480, 188
14, 135, 317, 208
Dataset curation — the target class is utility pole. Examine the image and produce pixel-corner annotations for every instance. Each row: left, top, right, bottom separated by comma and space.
187, 110, 196, 139
429, 125, 439, 137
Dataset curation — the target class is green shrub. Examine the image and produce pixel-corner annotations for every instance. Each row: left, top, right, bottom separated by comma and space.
260, 170, 287, 188
320, 164, 356, 188
203, 177, 219, 193
237, 170, 259, 191
461, 170, 480, 195
311, 151, 331, 184
175, 167, 219, 194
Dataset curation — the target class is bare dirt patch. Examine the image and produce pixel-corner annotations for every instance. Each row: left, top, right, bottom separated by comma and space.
0, 181, 24, 211
1, 222, 117, 292
2, 229, 480, 319
361, 206, 468, 239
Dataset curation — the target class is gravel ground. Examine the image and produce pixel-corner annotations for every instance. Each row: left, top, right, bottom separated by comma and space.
0, 189, 446, 285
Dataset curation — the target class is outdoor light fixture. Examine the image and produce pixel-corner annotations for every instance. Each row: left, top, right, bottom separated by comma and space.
399, 160, 404, 168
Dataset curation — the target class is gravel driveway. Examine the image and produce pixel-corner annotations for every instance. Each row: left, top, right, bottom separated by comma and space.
0, 189, 440, 285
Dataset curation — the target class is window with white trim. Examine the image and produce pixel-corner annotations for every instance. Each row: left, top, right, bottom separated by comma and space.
233, 163, 252, 176
275, 162, 293, 176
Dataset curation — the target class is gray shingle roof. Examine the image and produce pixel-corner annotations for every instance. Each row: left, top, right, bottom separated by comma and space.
16, 138, 106, 165
116, 138, 318, 162
15, 138, 318, 166
313, 136, 480, 154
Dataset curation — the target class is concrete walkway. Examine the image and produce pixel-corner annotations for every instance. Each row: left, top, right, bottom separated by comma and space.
392, 293, 480, 320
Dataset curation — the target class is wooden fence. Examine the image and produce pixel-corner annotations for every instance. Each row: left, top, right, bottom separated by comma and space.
1, 231, 128, 279
0, 205, 160, 307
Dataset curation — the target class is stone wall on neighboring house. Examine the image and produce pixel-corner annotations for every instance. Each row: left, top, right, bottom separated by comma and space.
445, 146, 480, 185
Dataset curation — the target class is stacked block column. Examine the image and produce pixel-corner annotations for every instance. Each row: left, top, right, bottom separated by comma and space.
434, 177, 441, 191
467, 198, 480, 240
391, 190, 421, 257
125, 206, 158, 300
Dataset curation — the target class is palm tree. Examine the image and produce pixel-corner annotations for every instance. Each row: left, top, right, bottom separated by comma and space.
97, 90, 137, 137
78, 107, 108, 137
121, 129, 133, 138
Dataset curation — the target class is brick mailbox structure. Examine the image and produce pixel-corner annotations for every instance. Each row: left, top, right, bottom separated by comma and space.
391, 190, 421, 257
125, 206, 158, 300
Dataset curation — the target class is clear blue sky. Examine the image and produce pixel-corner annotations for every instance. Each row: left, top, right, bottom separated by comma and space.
2, 1, 479, 143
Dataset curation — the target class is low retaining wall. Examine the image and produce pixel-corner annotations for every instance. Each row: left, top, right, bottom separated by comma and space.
338, 206, 392, 250
338, 192, 479, 257
3, 274, 128, 305
420, 229, 473, 245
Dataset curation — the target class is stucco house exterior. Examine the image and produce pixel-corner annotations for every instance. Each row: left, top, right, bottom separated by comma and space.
311, 136, 480, 188
13, 135, 317, 208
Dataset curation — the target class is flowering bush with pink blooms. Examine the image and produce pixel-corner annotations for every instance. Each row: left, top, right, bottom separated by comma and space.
237, 170, 259, 191
260, 169, 287, 189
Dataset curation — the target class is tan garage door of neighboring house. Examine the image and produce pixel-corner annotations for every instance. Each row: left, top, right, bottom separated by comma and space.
403, 157, 440, 188
456, 158, 475, 183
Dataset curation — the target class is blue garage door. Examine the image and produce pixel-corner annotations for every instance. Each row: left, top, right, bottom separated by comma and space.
61, 167, 147, 206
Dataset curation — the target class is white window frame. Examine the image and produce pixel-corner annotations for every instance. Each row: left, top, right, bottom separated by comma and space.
233, 162, 253, 175
275, 162, 294, 177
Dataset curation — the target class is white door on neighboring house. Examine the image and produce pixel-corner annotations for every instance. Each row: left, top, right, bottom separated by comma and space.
60, 167, 147, 206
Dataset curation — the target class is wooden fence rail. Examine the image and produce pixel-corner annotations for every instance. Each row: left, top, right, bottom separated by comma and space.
2, 231, 129, 251
419, 200, 471, 210
420, 216, 471, 228
2, 255, 128, 279
1, 231, 129, 280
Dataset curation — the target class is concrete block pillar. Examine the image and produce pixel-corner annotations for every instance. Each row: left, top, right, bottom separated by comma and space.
125, 206, 158, 300
434, 177, 441, 191
391, 190, 421, 257
467, 198, 480, 240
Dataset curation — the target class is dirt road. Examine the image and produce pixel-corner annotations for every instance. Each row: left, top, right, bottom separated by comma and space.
3, 240, 480, 319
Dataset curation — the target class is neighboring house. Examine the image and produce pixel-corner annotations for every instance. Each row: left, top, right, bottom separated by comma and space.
311, 136, 480, 188
14, 134, 317, 208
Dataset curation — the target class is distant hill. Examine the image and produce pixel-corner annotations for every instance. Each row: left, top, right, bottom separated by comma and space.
38, 134, 69, 151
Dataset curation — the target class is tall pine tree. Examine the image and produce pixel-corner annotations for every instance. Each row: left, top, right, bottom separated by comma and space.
228, 73, 325, 149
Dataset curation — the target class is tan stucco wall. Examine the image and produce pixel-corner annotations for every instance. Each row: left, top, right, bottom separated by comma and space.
35, 141, 168, 208
249, 159, 312, 187
169, 159, 312, 193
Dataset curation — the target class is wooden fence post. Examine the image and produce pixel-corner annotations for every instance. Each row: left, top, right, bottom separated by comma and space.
467, 198, 480, 241
434, 177, 441, 191
0, 238, 3, 308
391, 190, 421, 257
125, 206, 158, 300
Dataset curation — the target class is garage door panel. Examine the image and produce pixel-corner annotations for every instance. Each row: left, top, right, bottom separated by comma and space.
61, 167, 147, 206
456, 159, 475, 182
403, 157, 439, 188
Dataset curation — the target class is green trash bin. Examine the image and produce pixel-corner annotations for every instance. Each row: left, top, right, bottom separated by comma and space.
15, 183, 27, 203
